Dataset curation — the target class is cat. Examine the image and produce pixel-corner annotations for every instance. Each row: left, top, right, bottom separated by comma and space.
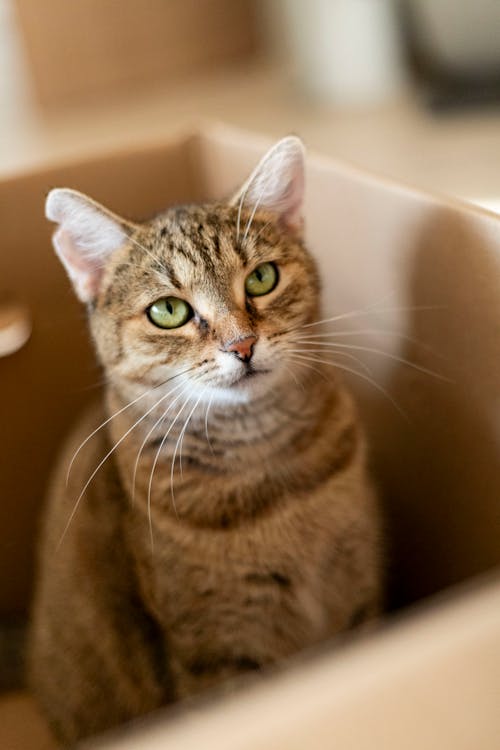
29, 136, 383, 744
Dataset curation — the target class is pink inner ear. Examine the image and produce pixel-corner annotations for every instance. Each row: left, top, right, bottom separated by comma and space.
53, 229, 104, 303
280, 173, 304, 232
238, 137, 306, 235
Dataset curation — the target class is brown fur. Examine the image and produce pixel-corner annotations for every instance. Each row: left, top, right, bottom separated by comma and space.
30, 151, 382, 744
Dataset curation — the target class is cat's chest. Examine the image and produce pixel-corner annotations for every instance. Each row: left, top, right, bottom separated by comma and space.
131, 500, 341, 649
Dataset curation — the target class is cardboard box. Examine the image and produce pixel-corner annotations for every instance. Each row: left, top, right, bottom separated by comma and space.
1, 124, 499, 748
14, 0, 258, 107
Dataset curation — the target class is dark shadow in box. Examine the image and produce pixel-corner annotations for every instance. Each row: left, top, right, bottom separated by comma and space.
379, 210, 500, 608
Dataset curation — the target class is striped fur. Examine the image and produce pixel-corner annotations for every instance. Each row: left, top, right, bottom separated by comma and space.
30, 155, 382, 744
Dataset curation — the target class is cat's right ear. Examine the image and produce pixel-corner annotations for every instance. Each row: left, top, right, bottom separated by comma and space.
230, 136, 305, 235
46, 188, 135, 303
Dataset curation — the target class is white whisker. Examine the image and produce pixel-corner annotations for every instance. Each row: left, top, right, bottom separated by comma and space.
282, 361, 305, 391
204, 394, 215, 454
291, 341, 449, 381
283, 347, 373, 376
65, 368, 192, 485
252, 219, 272, 245
131, 379, 192, 503
128, 233, 175, 285
128, 234, 160, 265
297, 304, 445, 332
293, 328, 446, 363
57, 382, 187, 551
284, 355, 331, 384
236, 182, 249, 245
170, 389, 207, 514
242, 174, 270, 245
287, 352, 408, 420
236, 151, 274, 244
147, 386, 195, 550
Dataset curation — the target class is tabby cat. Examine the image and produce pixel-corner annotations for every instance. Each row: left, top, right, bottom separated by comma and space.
29, 136, 382, 744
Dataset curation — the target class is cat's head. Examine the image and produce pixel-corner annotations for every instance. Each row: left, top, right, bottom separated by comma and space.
47, 136, 320, 405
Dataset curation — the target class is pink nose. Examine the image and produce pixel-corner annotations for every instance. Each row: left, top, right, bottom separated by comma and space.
224, 335, 257, 362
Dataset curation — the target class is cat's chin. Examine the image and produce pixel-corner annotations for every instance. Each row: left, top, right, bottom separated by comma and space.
205, 369, 277, 406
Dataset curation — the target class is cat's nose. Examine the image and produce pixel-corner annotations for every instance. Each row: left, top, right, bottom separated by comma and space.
224, 335, 257, 362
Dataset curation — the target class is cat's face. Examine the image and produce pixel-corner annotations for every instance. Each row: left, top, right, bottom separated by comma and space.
47, 137, 319, 405
93, 205, 318, 404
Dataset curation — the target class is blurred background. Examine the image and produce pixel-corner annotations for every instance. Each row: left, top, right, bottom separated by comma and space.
2, 0, 500, 211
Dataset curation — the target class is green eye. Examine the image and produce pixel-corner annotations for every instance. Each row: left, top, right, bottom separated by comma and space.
147, 297, 192, 329
245, 262, 278, 297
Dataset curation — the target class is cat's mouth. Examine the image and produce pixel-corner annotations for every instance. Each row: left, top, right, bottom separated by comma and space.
231, 366, 270, 387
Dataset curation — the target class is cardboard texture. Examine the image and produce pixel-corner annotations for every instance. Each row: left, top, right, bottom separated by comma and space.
89, 577, 500, 750
0, 124, 499, 748
14, 0, 258, 107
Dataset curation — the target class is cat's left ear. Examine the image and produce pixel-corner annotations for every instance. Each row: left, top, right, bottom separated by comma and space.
230, 136, 305, 234
46, 188, 136, 303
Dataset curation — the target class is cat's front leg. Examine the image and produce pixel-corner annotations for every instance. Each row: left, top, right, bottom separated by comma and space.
29, 427, 173, 745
